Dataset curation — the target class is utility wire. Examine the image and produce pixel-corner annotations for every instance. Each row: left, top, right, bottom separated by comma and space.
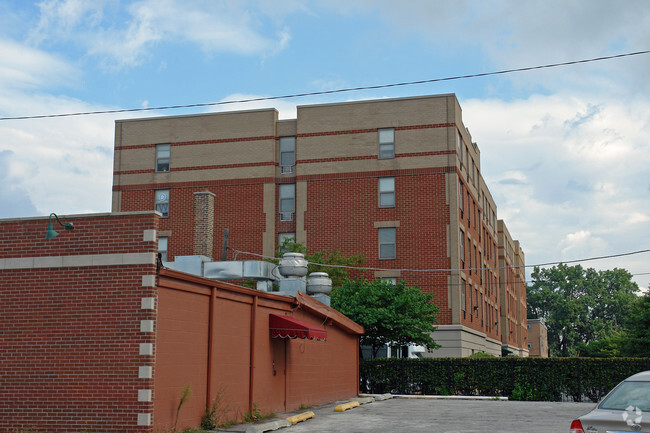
1, 50, 649, 121
227, 247, 650, 274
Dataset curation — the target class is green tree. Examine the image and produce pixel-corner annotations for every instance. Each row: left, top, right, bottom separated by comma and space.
619, 291, 650, 357
527, 264, 638, 357
275, 239, 365, 288
331, 278, 440, 358
578, 292, 650, 357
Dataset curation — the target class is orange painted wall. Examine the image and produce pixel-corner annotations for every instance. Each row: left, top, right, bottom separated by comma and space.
154, 287, 210, 430
154, 271, 361, 428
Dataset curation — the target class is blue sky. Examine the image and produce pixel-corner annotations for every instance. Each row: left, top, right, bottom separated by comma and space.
1, 0, 649, 289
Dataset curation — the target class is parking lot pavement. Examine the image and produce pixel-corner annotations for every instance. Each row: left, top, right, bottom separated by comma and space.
228, 397, 596, 433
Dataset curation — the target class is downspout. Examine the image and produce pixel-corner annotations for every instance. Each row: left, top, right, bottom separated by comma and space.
206, 286, 216, 410
249, 295, 258, 414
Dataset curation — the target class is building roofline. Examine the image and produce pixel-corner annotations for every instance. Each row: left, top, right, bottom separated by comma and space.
115, 107, 279, 124
296, 93, 458, 111
0, 211, 160, 224
114, 93, 460, 124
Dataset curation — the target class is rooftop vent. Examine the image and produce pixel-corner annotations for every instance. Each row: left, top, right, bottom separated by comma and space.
306, 272, 332, 296
278, 252, 308, 278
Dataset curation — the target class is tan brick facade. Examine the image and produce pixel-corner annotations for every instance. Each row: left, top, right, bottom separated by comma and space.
527, 319, 549, 357
112, 94, 527, 357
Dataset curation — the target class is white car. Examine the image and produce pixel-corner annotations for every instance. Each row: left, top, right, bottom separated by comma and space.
570, 370, 650, 433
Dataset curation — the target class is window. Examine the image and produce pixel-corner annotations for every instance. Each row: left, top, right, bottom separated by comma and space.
378, 128, 395, 159
379, 177, 395, 207
458, 180, 464, 215
459, 229, 465, 267
473, 245, 478, 274
279, 137, 296, 174
378, 227, 396, 259
158, 236, 168, 262
278, 232, 295, 252
469, 283, 473, 316
381, 277, 397, 284
473, 200, 477, 228
471, 159, 476, 186
462, 279, 466, 313
457, 131, 463, 167
527, 343, 532, 349
155, 189, 169, 218
279, 184, 295, 219
156, 144, 170, 172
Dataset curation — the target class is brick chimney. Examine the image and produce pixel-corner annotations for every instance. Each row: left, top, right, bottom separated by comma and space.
193, 191, 215, 257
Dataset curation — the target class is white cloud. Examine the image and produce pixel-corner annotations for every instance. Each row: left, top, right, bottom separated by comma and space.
29, 0, 295, 68
462, 94, 650, 287
0, 107, 115, 217
0, 150, 39, 218
0, 38, 79, 91
559, 230, 607, 257
31, 0, 107, 43
319, 0, 650, 98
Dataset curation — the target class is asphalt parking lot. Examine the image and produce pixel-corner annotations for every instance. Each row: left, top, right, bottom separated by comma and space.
225, 396, 596, 433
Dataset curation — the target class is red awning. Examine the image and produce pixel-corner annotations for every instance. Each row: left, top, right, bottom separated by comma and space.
269, 314, 327, 341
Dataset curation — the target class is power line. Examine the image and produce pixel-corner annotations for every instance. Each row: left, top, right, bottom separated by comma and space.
228, 247, 650, 274
1, 50, 649, 121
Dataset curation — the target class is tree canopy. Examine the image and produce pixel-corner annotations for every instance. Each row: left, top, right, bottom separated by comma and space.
526, 264, 639, 357
331, 278, 440, 358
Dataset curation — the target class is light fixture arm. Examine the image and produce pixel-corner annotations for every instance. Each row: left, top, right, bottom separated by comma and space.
45, 213, 74, 239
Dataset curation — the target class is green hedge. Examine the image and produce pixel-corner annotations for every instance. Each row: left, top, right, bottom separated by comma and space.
359, 357, 650, 402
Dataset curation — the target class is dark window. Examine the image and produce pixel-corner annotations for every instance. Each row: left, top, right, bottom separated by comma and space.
156, 144, 170, 172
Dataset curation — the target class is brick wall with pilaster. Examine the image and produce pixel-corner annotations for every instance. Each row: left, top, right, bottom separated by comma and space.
0, 212, 159, 433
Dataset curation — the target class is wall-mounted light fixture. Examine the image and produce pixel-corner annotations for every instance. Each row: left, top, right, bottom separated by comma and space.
45, 213, 74, 239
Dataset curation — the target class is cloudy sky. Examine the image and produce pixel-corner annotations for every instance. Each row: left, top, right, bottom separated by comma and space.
1, 0, 649, 289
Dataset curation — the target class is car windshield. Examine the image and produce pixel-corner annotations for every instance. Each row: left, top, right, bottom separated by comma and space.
599, 381, 650, 411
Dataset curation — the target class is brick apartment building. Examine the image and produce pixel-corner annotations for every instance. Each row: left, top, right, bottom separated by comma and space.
112, 93, 528, 357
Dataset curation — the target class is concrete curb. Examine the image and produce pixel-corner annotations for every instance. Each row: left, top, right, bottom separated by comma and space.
243, 419, 291, 433
359, 393, 392, 401
360, 392, 507, 401
352, 396, 375, 405
393, 394, 508, 401
285, 411, 315, 425
334, 401, 360, 412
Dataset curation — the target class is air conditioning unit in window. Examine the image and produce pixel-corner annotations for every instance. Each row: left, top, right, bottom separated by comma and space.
281, 165, 294, 174
280, 212, 293, 222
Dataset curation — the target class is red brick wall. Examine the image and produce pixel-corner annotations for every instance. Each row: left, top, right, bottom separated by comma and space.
304, 173, 452, 325
0, 213, 159, 433
119, 184, 266, 261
